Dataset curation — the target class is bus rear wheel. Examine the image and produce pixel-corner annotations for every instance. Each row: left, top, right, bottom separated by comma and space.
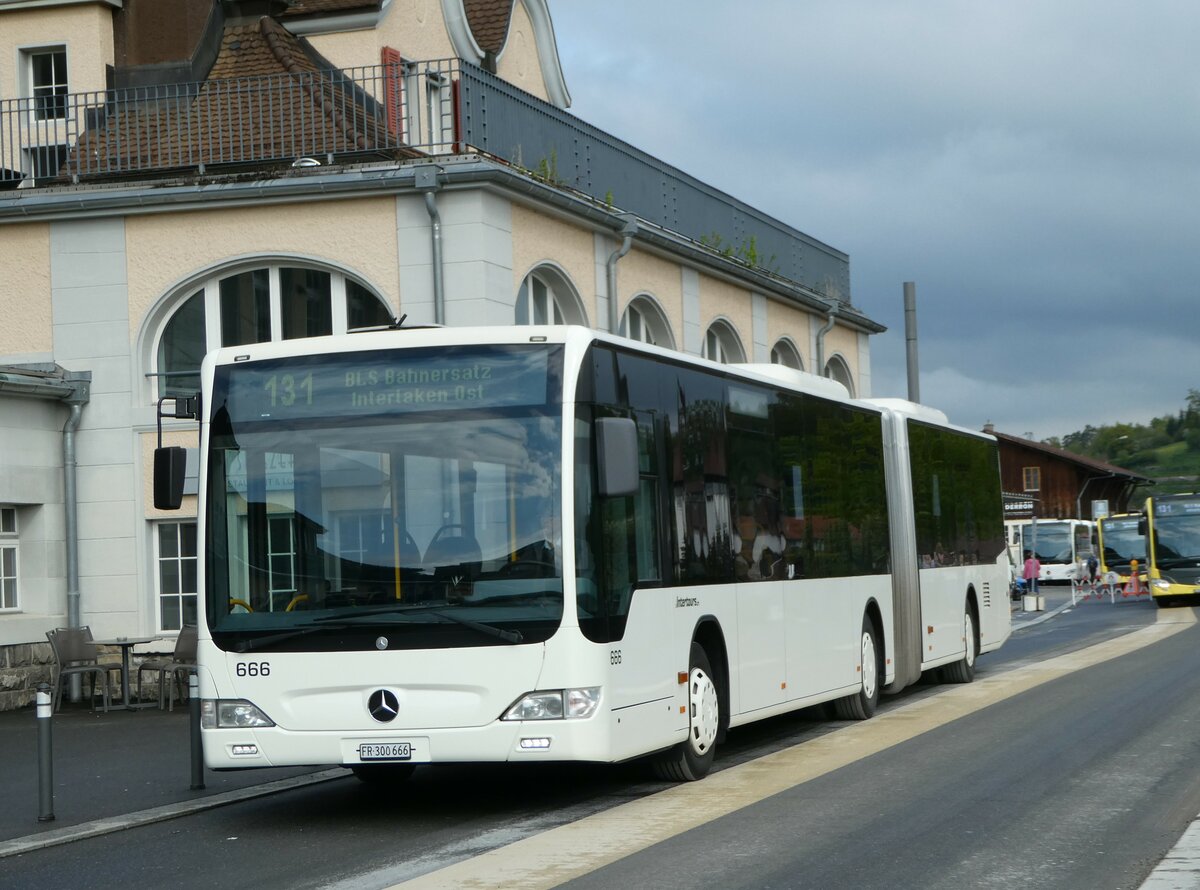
652, 642, 719, 782
941, 604, 977, 684
834, 615, 881, 720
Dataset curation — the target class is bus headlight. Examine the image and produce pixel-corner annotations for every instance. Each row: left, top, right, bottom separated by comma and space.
1152, 579, 1171, 591
502, 687, 601, 721
201, 699, 276, 729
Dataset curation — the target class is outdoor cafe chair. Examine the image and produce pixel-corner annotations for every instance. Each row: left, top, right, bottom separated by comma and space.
136, 625, 197, 710
45, 626, 125, 712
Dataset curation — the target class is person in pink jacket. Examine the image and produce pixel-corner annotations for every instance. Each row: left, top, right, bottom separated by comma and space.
1022, 550, 1041, 593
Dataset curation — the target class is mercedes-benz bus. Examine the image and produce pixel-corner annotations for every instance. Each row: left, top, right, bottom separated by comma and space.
1097, 513, 1144, 585
1014, 519, 1095, 584
154, 325, 1010, 783
1142, 494, 1200, 606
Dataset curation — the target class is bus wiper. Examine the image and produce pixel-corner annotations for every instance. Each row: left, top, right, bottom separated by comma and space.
311, 603, 524, 644
232, 623, 349, 653
426, 608, 524, 644
1157, 556, 1200, 569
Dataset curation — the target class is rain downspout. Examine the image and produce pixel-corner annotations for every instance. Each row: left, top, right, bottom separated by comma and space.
416, 165, 445, 325
62, 371, 91, 630
1076, 472, 1118, 522
606, 213, 638, 334
814, 306, 837, 377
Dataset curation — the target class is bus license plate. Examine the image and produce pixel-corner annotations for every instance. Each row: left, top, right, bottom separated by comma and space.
358, 742, 413, 761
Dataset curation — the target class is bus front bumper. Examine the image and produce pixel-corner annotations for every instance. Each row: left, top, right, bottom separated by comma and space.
202, 719, 619, 770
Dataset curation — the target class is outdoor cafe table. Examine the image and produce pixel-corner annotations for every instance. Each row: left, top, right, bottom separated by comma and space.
93, 636, 162, 709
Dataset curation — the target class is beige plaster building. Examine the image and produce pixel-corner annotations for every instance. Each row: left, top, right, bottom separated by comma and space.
0, 0, 884, 708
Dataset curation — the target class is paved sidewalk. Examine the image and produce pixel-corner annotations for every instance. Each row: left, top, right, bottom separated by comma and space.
0, 700, 344, 855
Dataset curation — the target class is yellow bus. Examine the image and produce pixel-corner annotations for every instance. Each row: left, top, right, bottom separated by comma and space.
1096, 513, 1143, 585
1141, 494, 1200, 607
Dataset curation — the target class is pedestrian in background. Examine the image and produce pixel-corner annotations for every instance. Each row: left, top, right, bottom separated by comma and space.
1023, 550, 1040, 593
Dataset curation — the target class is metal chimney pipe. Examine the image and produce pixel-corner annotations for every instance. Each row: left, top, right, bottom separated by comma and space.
904, 281, 919, 402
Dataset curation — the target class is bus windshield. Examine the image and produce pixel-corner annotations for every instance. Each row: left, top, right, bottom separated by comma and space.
1020, 522, 1074, 564
1099, 517, 1143, 570
204, 345, 565, 651
1151, 497, 1200, 567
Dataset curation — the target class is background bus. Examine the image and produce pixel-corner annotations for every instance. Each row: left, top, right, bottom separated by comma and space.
1142, 494, 1200, 606
155, 325, 1009, 783
1097, 514, 1144, 584
1012, 519, 1095, 584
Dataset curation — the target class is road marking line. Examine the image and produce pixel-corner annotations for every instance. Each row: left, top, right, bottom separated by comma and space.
394, 608, 1196, 889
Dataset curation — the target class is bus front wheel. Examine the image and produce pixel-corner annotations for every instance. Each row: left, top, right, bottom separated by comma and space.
834, 615, 881, 720
652, 642, 719, 782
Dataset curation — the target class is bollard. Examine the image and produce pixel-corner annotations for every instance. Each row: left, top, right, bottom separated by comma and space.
36, 683, 55, 822
189, 671, 205, 790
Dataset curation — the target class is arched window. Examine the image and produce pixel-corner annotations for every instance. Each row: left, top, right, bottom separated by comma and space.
620, 295, 674, 348
770, 338, 804, 370
702, 320, 746, 364
824, 354, 856, 396
515, 267, 587, 326
153, 264, 392, 398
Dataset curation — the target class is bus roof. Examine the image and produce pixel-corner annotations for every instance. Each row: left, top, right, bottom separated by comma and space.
198, 325, 985, 433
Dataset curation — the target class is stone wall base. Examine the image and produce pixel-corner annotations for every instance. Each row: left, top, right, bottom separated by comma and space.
0, 642, 177, 712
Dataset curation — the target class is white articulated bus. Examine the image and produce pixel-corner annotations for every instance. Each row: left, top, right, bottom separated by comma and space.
154, 325, 1009, 783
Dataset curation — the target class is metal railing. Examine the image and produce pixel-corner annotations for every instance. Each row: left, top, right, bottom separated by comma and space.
0, 60, 456, 184
0, 58, 848, 301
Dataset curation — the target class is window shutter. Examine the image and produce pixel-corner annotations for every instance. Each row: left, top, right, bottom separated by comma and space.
381, 47, 403, 141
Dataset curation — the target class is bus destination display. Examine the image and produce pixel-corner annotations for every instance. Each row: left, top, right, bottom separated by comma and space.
218, 346, 558, 421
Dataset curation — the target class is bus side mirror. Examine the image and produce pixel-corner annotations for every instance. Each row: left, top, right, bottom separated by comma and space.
596, 417, 638, 498
154, 446, 187, 510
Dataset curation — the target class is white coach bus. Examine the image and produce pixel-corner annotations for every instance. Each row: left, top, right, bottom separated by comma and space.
154, 325, 1009, 783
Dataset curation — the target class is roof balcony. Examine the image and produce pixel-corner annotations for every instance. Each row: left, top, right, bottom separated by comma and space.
0, 58, 851, 306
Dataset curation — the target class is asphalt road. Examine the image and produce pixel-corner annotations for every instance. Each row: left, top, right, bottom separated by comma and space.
2, 596, 1191, 890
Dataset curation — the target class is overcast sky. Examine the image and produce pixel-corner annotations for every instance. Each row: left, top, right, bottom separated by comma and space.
548, 1, 1200, 441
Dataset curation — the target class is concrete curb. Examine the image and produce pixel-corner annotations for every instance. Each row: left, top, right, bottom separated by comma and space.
0, 767, 350, 859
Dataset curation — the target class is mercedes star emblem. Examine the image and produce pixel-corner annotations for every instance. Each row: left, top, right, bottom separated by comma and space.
368, 689, 399, 723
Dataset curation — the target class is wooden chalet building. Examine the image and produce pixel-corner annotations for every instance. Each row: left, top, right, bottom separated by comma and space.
985, 425, 1151, 521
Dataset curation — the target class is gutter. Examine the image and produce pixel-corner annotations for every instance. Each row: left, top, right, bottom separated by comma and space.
814, 307, 838, 376
0, 157, 887, 333
415, 165, 445, 325
605, 213, 637, 333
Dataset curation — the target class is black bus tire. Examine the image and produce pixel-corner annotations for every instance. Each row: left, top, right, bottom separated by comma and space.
833, 614, 881, 720
652, 642, 720, 781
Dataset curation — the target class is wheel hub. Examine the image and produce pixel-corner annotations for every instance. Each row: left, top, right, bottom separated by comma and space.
689, 666, 719, 754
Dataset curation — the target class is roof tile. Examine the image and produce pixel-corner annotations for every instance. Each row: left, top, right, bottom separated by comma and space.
464, 0, 515, 56
62, 16, 418, 180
